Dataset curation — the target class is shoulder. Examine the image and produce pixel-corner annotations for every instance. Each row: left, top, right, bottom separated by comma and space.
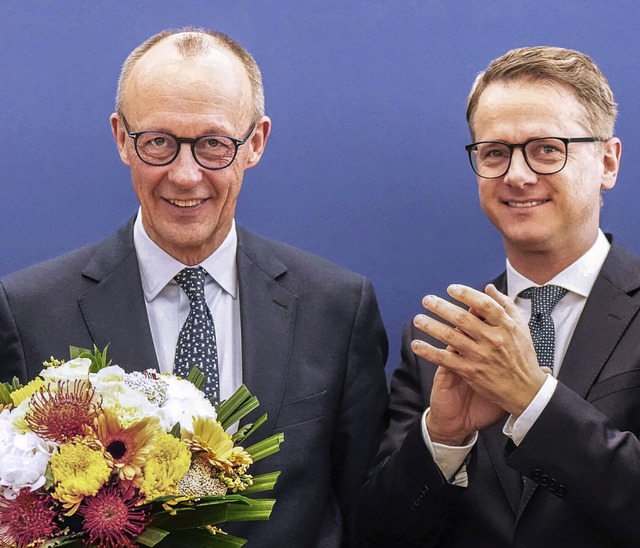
237, 226, 370, 290
603, 235, 640, 272
591, 235, 640, 296
1, 221, 134, 296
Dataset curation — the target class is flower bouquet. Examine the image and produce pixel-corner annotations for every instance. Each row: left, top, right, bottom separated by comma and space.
0, 346, 284, 548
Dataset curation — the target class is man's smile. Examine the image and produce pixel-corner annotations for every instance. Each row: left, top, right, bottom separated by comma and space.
167, 198, 207, 208
504, 199, 549, 208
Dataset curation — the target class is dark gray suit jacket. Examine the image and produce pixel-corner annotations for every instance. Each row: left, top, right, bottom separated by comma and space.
353, 238, 640, 547
0, 219, 389, 547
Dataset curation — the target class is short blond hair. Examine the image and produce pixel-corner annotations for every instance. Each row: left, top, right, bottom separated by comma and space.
115, 27, 265, 121
466, 46, 617, 139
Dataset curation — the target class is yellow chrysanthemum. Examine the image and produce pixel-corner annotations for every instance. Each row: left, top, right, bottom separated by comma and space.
50, 441, 112, 515
183, 417, 253, 475
139, 433, 191, 501
9, 377, 44, 407
94, 408, 162, 485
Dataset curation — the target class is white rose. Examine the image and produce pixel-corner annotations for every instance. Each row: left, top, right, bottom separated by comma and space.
40, 357, 91, 383
158, 376, 217, 432
90, 364, 126, 390
0, 409, 56, 499
94, 370, 161, 427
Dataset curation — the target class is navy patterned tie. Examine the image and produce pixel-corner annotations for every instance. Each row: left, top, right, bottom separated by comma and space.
518, 285, 568, 370
173, 267, 220, 402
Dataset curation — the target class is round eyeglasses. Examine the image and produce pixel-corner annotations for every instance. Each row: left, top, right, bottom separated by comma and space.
465, 137, 606, 179
121, 116, 256, 170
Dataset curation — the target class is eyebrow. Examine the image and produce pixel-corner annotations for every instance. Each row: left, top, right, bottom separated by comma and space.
142, 126, 237, 137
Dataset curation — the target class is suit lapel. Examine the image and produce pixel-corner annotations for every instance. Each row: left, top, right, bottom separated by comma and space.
78, 219, 158, 372
236, 228, 298, 433
74, 220, 301, 404
558, 241, 640, 396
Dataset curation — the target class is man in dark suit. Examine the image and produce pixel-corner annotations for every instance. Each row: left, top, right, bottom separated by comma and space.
0, 28, 389, 547
353, 46, 640, 547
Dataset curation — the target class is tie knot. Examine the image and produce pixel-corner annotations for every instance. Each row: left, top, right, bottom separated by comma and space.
174, 267, 207, 303
519, 285, 568, 315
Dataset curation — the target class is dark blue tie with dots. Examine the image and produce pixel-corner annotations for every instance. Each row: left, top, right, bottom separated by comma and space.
173, 267, 220, 402
518, 285, 568, 370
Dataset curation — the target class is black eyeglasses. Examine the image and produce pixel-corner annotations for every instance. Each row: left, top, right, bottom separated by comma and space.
465, 137, 606, 179
121, 116, 256, 170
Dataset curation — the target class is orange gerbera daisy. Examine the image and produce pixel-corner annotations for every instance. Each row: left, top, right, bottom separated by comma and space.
93, 408, 162, 485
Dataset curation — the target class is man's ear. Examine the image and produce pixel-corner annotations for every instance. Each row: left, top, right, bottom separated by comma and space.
245, 115, 271, 169
110, 112, 132, 166
600, 137, 622, 191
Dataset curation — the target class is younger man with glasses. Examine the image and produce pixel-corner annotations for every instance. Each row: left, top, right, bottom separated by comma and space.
0, 28, 388, 547
353, 46, 640, 547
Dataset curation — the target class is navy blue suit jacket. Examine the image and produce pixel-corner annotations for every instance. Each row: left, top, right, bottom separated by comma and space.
0, 218, 389, 547
353, 238, 640, 547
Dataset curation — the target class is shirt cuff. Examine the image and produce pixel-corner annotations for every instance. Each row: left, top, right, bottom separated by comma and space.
503, 374, 558, 445
421, 408, 477, 485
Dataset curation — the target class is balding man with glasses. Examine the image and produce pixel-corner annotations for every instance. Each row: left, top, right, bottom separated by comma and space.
0, 28, 389, 547
353, 46, 640, 547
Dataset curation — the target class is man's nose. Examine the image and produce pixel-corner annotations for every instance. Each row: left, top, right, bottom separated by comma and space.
168, 144, 203, 185
503, 147, 537, 187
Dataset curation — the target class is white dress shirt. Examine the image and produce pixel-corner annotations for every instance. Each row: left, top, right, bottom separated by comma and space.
133, 211, 243, 402
422, 230, 610, 483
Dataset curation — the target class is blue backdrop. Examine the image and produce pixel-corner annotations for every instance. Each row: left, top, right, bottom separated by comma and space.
2, 1, 639, 373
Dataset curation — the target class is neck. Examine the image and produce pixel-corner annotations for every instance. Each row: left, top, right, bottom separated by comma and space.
505, 236, 598, 285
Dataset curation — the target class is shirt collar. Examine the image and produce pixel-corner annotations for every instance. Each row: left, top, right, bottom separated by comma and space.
133, 208, 238, 302
506, 229, 610, 300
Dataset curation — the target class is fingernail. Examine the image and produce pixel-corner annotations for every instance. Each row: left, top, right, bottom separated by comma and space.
414, 314, 428, 326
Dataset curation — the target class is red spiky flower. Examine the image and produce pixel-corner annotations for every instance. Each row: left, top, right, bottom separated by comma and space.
77, 482, 151, 548
0, 489, 59, 547
26, 379, 102, 443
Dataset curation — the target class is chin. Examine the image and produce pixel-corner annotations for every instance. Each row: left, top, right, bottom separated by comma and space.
504, 233, 555, 254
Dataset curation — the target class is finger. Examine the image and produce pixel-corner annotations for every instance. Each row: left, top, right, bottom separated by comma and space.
446, 284, 508, 327
414, 314, 475, 354
411, 338, 467, 371
468, 306, 486, 321
420, 294, 486, 337
484, 284, 524, 323
445, 344, 461, 355
432, 365, 463, 389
